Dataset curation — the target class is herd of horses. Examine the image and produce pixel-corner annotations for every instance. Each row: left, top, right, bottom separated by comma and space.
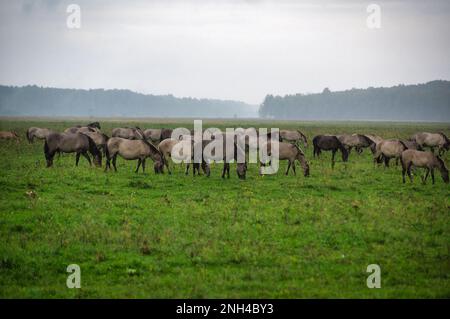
0, 122, 449, 184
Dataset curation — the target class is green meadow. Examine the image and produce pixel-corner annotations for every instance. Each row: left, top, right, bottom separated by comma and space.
0, 118, 449, 298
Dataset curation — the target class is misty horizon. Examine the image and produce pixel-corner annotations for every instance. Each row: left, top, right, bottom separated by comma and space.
1, 0, 450, 104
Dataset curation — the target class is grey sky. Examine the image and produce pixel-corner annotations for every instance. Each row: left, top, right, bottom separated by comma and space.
0, 0, 449, 104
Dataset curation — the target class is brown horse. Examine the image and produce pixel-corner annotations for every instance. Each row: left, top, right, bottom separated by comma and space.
26, 127, 54, 143
312, 135, 349, 168
112, 127, 145, 140
279, 130, 308, 148
373, 139, 407, 167
337, 134, 374, 154
401, 149, 449, 184
411, 132, 449, 156
260, 141, 310, 176
44, 133, 102, 168
0, 131, 19, 141
143, 128, 174, 143
105, 137, 164, 174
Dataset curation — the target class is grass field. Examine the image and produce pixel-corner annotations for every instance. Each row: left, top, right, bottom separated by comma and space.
0, 118, 449, 298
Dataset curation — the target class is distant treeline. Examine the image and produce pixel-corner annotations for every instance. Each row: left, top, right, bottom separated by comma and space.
259, 81, 450, 122
0, 85, 257, 118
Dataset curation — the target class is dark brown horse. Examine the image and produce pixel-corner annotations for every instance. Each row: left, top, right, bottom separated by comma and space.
44, 133, 102, 168
313, 135, 349, 168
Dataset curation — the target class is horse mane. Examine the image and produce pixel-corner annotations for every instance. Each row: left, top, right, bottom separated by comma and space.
398, 140, 408, 150
297, 130, 307, 142
141, 138, 163, 159
84, 134, 101, 157
438, 132, 450, 144
359, 134, 374, 146
435, 155, 446, 168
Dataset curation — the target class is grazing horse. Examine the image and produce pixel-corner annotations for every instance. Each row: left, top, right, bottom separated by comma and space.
337, 134, 374, 154
373, 139, 407, 167
44, 133, 102, 168
0, 131, 19, 141
260, 142, 310, 176
105, 137, 164, 174
401, 149, 449, 184
312, 135, 349, 168
158, 139, 193, 175
81, 131, 109, 156
112, 127, 145, 140
199, 139, 247, 179
26, 127, 54, 143
279, 130, 308, 148
64, 122, 101, 134
411, 132, 449, 156
143, 128, 174, 143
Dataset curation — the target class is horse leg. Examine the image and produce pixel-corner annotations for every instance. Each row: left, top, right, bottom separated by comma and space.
185, 163, 190, 175
142, 158, 146, 173
402, 161, 406, 183
431, 168, 435, 184
227, 163, 230, 178
135, 159, 141, 173
407, 162, 413, 182
292, 160, 296, 175
384, 156, 390, 168
395, 157, 399, 166
76, 153, 81, 166
81, 152, 92, 166
285, 160, 291, 175
222, 164, 226, 178
331, 150, 336, 169
422, 168, 430, 184
112, 154, 118, 172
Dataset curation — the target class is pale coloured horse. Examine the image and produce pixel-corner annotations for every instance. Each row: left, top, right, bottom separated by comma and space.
401, 149, 449, 184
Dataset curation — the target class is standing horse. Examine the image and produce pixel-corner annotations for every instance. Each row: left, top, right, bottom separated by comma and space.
81, 131, 109, 156
401, 149, 449, 184
337, 134, 374, 154
112, 127, 145, 140
312, 135, 349, 168
105, 137, 164, 174
279, 130, 308, 148
411, 132, 449, 156
158, 138, 193, 175
44, 133, 102, 168
373, 139, 407, 167
260, 142, 309, 176
64, 122, 101, 134
143, 128, 174, 143
26, 127, 54, 143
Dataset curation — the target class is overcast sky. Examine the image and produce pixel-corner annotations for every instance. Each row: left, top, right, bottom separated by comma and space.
0, 0, 449, 104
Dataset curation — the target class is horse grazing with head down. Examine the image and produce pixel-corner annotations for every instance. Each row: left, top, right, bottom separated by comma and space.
26, 127, 55, 143
0, 131, 20, 141
401, 149, 449, 184
312, 135, 349, 168
44, 132, 102, 168
260, 141, 310, 176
